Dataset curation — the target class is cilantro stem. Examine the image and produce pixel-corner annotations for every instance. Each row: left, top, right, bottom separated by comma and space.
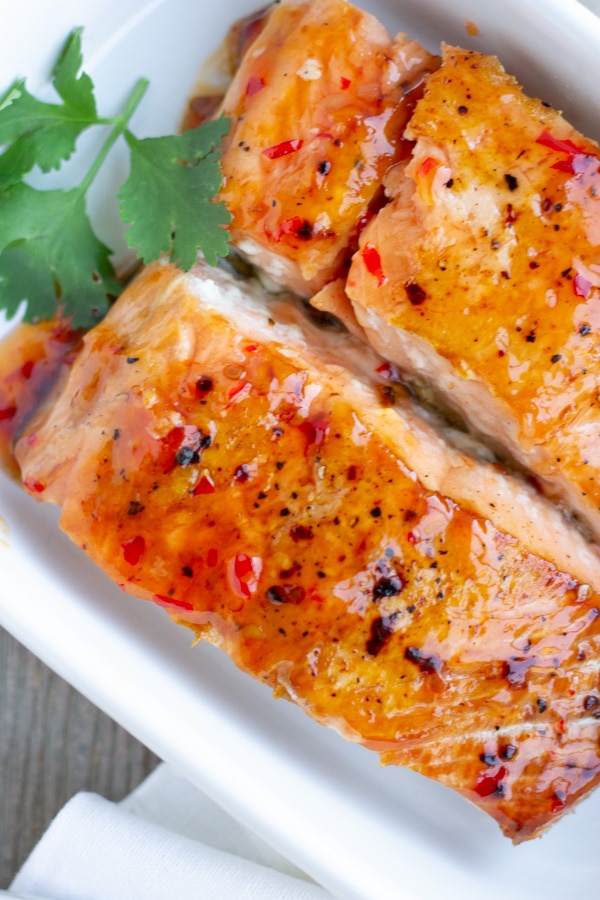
80, 77, 149, 193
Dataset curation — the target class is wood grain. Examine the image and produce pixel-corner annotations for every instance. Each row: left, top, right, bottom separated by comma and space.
0, 626, 159, 889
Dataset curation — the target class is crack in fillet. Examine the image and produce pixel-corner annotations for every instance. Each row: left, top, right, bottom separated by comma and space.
345, 44, 600, 546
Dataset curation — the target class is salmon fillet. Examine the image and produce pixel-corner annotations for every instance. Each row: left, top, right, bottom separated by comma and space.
218, 0, 438, 296
15, 258, 600, 842
345, 45, 600, 542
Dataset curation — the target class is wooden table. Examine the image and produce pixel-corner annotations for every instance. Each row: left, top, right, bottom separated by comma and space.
0, 627, 159, 889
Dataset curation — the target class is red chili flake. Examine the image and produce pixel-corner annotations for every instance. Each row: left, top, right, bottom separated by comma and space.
244, 344, 258, 353
158, 426, 185, 472
193, 473, 216, 495
227, 381, 251, 406
552, 158, 583, 174
417, 156, 438, 179
246, 75, 265, 97
231, 553, 260, 599
153, 594, 194, 611
20, 360, 35, 380
375, 361, 402, 381
262, 139, 303, 160
536, 129, 597, 175
207, 548, 219, 567
340, 76, 351, 90
298, 416, 329, 453
551, 790, 566, 813
0, 406, 17, 421
537, 130, 587, 158
235, 553, 253, 578
574, 273, 593, 299
121, 535, 146, 566
23, 476, 45, 494
274, 216, 302, 239
362, 243, 386, 286
475, 766, 507, 798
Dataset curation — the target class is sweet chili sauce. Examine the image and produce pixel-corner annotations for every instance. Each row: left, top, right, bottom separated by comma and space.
0, 318, 82, 478
181, 7, 271, 132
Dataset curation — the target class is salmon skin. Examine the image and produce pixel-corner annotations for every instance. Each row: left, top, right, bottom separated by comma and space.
345, 45, 600, 543
218, 0, 438, 296
16, 258, 600, 842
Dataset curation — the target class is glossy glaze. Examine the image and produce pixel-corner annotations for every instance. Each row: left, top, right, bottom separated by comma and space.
345, 45, 600, 541
0, 319, 81, 478
15, 259, 600, 842
217, 0, 438, 296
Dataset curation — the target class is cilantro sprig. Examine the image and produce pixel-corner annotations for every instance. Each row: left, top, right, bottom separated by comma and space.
0, 29, 231, 329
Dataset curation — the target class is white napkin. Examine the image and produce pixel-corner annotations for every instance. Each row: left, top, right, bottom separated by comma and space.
9, 764, 333, 900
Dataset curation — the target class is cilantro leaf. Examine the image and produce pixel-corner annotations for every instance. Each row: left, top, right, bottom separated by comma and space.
0, 29, 232, 329
118, 117, 232, 269
0, 182, 119, 328
0, 244, 62, 323
51, 26, 97, 115
0, 29, 99, 187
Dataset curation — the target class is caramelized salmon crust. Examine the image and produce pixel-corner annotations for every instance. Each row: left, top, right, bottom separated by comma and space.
16, 258, 600, 843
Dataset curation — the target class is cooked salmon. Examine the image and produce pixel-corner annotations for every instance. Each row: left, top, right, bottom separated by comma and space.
217, 0, 438, 296
345, 45, 600, 543
15, 258, 600, 842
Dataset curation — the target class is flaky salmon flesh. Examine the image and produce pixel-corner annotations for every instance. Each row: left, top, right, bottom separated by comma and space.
217, 0, 438, 296
15, 258, 600, 843
4, 0, 600, 846
345, 45, 600, 544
